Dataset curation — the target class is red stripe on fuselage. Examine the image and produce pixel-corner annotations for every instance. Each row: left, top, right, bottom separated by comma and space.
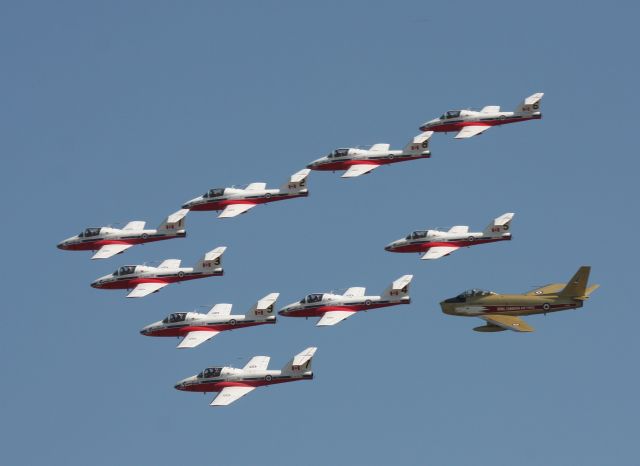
427, 115, 540, 133
144, 320, 274, 337
282, 301, 407, 318
179, 377, 308, 393
188, 193, 308, 212
96, 274, 221, 290
62, 235, 183, 251
310, 155, 428, 172
389, 237, 509, 253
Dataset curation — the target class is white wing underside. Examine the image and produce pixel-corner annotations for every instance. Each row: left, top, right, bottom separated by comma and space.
126, 282, 169, 298
342, 164, 379, 178
218, 204, 257, 218
91, 244, 132, 259
454, 126, 491, 139
207, 303, 233, 316
210, 386, 255, 406
177, 330, 219, 349
316, 310, 356, 326
421, 246, 459, 260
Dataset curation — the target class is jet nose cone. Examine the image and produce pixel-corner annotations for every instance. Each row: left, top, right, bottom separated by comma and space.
90, 280, 101, 288
56, 242, 64, 250
278, 309, 287, 316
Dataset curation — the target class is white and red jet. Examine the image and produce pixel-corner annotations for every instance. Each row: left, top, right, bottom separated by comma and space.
57, 209, 188, 259
385, 213, 514, 260
307, 133, 433, 178
419, 92, 543, 139
90, 246, 226, 298
175, 347, 317, 406
140, 293, 279, 349
278, 275, 413, 326
182, 169, 310, 218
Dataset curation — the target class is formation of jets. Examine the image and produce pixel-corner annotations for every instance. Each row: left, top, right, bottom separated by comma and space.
59, 91, 601, 407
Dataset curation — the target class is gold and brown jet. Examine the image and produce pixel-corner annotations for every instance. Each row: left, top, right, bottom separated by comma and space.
440, 266, 599, 333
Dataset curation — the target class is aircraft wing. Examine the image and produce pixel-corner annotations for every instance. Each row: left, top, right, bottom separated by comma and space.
207, 303, 233, 316
243, 356, 271, 371
210, 386, 255, 407
481, 314, 534, 332
126, 282, 169, 298
343, 287, 366, 298
316, 310, 356, 326
341, 164, 379, 178
448, 225, 469, 234
218, 203, 257, 218
123, 221, 146, 230
421, 246, 459, 260
525, 284, 565, 296
454, 125, 491, 139
91, 244, 132, 259
177, 330, 219, 349
369, 143, 391, 152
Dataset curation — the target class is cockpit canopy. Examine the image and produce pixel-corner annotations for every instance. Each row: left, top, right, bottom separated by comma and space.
406, 230, 428, 240
300, 293, 324, 304
203, 188, 225, 198
162, 312, 187, 324
79, 227, 101, 238
327, 148, 350, 158
439, 110, 461, 120
198, 367, 223, 379
113, 265, 136, 276
444, 288, 495, 303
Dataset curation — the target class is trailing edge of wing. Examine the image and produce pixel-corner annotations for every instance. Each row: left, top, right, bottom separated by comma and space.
341, 164, 379, 178
243, 356, 270, 371
480, 314, 534, 332
421, 246, 459, 260
343, 287, 366, 298
218, 203, 257, 218
177, 330, 219, 349
316, 310, 356, 326
126, 282, 169, 298
454, 125, 491, 139
210, 386, 255, 406
91, 244, 132, 259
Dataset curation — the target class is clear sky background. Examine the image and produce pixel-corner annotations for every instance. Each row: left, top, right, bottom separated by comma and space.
1, 1, 639, 465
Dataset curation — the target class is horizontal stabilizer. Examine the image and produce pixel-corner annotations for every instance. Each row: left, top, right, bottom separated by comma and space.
123, 221, 146, 231
391, 275, 413, 291
290, 168, 311, 183
203, 247, 226, 262
291, 347, 317, 368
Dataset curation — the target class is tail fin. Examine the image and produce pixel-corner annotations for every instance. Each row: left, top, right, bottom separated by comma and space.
281, 169, 310, 193
246, 293, 279, 319
559, 266, 597, 299
157, 209, 188, 232
281, 347, 317, 373
403, 132, 433, 155
194, 246, 226, 272
516, 92, 544, 113
483, 212, 515, 236
382, 274, 413, 300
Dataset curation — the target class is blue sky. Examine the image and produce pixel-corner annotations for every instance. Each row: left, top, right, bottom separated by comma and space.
1, 1, 639, 465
